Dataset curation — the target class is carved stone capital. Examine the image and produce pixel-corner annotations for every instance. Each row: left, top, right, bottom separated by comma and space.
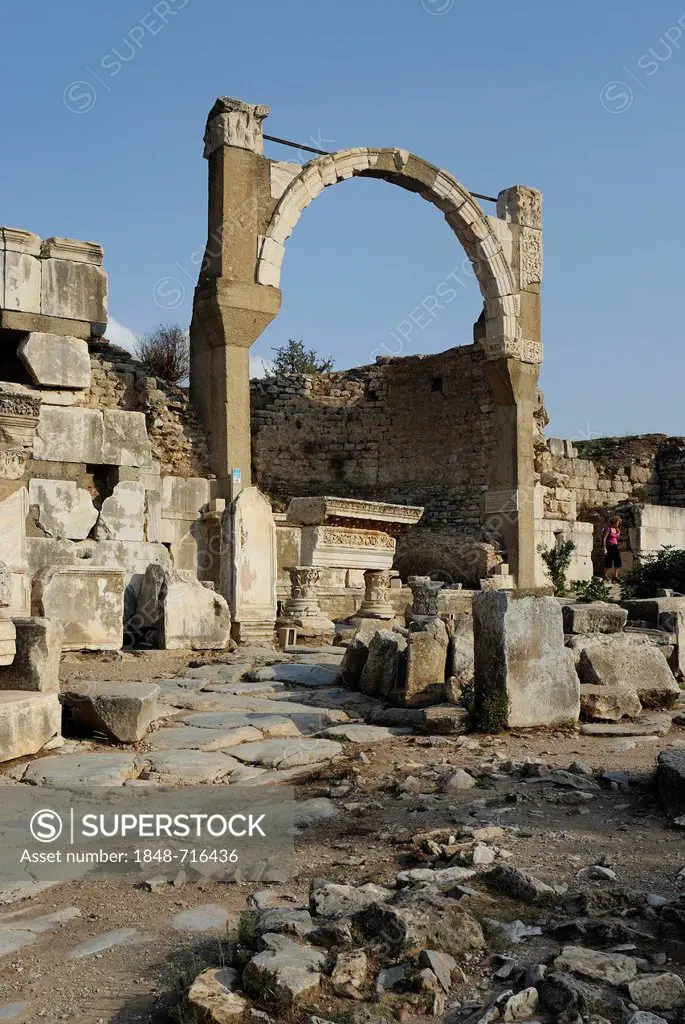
359, 569, 397, 620
408, 575, 444, 617
204, 97, 270, 158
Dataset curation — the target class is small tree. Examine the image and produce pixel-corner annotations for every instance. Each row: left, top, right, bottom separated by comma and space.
268, 339, 333, 376
538, 539, 575, 596
136, 323, 190, 385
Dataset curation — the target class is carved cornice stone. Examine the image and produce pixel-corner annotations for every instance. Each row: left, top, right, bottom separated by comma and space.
204, 97, 270, 158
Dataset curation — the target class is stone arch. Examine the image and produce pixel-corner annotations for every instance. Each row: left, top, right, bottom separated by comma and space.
256, 147, 520, 359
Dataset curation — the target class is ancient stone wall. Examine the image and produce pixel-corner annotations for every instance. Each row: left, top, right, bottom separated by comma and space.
85, 341, 210, 478
251, 345, 494, 529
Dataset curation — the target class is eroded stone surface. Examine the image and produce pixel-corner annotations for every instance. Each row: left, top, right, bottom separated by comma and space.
28, 479, 97, 541
22, 752, 139, 787
62, 681, 159, 742
243, 933, 325, 1009
0, 692, 60, 763
229, 737, 342, 769
18, 333, 91, 389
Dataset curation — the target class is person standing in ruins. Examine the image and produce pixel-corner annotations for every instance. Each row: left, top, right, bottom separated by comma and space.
601, 515, 622, 582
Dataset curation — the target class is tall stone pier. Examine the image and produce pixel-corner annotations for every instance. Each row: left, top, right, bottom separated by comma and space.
190, 95, 544, 586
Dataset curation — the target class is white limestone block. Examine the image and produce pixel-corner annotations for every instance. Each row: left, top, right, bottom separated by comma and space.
18, 333, 91, 389
33, 406, 104, 464
0, 489, 28, 569
33, 565, 125, 651
96, 482, 145, 542
28, 479, 98, 541
3, 251, 41, 313
0, 692, 61, 762
102, 409, 152, 467
40, 258, 107, 323
270, 161, 301, 200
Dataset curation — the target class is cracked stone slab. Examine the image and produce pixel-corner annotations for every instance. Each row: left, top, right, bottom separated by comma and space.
140, 750, 240, 785
146, 724, 265, 751
67, 927, 148, 959
321, 723, 408, 743
250, 664, 341, 687
229, 737, 343, 769
28, 479, 97, 541
21, 753, 140, 787
61, 681, 160, 743
179, 712, 302, 738
0, 907, 80, 933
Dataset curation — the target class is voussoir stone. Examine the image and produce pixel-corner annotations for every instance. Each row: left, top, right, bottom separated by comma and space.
61, 681, 160, 742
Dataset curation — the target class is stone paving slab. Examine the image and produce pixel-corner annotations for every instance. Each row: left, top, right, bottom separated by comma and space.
580, 714, 672, 737
249, 664, 340, 687
161, 691, 282, 712
0, 907, 80, 933
67, 927, 147, 959
229, 737, 343, 769
0, 1003, 27, 1020
239, 763, 333, 786
321, 723, 409, 743
146, 724, 265, 751
155, 679, 207, 695
21, 753, 140, 787
0, 931, 36, 958
198, 682, 287, 696
170, 904, 236, 934
178, 712, 301, 738
140, 750, 240, 785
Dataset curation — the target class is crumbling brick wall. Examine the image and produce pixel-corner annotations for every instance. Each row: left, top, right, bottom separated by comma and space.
85, 340, 210, 477
251, 345, 494, 529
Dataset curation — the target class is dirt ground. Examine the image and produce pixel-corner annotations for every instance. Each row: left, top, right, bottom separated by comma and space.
1, 653, 684, 1023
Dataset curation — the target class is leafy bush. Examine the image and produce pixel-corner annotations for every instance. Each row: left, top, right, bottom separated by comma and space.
573, 577, 614, 603
268, 339, 334, 375
136, 323, 190, 385
621, 546, 685, 598
538, 540, 575, 596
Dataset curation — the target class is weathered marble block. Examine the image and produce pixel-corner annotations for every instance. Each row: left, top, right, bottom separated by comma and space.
135, 565, 230, 650
301, 525, 396, 570
0, 621, 16, 666
18, 333, 91, 389
473, 591, 580, 728
96, 482, 145, 542
29, 478, 98, 541
32, 565, 125, 651
221, 487, 277, 644
0, 691, 61, 762
0, 617, 63, 692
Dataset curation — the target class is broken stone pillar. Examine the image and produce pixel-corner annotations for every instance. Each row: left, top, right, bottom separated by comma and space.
408, 576, 444, 620
360, 630, 408, 699
134, 565, 231, 650
391, 618, 449, 707
281, 566, 334, 635
358, 570, 397, 621
473, 591, 580, 728
220, 486, 277, 644
0, 617, 63, 692
190, 97, 281, 492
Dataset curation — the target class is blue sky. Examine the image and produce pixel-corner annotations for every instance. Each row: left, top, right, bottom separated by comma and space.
1, 0, 683, 440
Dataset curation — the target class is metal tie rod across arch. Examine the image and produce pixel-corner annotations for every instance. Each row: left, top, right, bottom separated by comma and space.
263, 133, 498, 203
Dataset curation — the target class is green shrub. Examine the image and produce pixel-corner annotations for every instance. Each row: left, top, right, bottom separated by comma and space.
573, 577, 614, 603
538, 540, 575, 596
621, 546, 685, 598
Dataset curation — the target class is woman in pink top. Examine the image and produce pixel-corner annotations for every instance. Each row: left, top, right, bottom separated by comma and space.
601, 515, 622, 581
